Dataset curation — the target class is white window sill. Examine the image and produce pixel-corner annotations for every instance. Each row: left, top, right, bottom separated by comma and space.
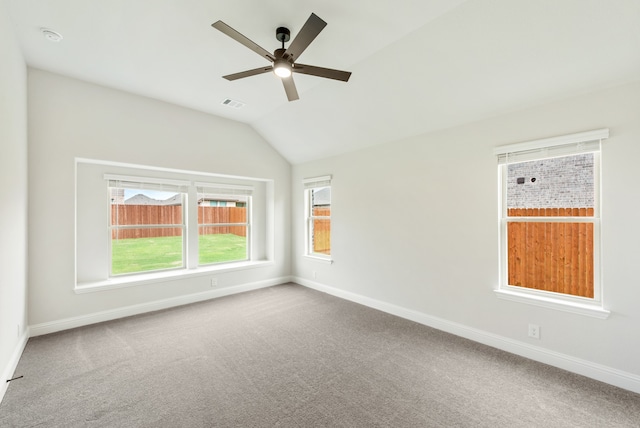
494, 288, 610, 319
303, 254, 333, 264
75, 260, 274, 294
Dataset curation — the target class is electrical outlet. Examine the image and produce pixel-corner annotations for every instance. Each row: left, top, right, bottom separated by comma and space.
528, 324, 540, 339
17, 324, 20, 338
312, 271, 317, 280
210, 278, 218, 287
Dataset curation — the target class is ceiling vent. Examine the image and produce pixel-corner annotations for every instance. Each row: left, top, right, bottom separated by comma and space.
221, 98, 245, 109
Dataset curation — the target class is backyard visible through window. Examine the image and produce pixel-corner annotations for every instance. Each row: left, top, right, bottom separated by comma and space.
308, 186, 331, 256
110, 188, 185, 275
109, 181, 252, 276
198, 188, 249, 265
503, 152, 597, 298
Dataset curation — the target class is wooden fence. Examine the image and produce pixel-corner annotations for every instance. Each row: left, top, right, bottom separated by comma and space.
312, 207, 330, 254
507, 208, 594, 298
111, 206, 246, 239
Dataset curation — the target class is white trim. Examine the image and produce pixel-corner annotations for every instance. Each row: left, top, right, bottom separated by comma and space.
493, 128, 609, 155
496, 133, 604, 311
302, 254, 333, 264
494, 289, 610, 319
294, 277, 639, 394
0, 329, 30, 404
76, 260, 274, 293
33, 276, 292, 337
77, 157, 272, 183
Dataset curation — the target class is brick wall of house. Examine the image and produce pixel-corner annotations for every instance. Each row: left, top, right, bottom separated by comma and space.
507, 153, 594, 209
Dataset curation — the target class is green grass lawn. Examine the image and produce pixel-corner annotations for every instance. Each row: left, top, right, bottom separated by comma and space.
112, 234, 247, 275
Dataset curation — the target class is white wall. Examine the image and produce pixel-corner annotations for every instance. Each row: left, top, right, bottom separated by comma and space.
0, 0, 28, 398
292, 81, 640, 386
27, 69, 291, 327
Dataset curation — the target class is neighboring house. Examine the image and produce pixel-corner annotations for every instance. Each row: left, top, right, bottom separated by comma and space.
198, 196, 246, 208
110, 190, 245, 207
123, 194, 182, 206
311, 187, 330, 208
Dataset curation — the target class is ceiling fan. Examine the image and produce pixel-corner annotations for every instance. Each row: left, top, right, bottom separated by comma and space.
211, 13, 352, 102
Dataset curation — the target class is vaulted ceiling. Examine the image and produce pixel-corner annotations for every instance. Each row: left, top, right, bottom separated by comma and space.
6, 0, 640, 164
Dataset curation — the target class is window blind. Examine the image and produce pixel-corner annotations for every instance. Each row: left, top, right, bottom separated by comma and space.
194, 182, 254, 196
104, 174, 189, 193
495, 129, 608, 164
303, 175, 332, 189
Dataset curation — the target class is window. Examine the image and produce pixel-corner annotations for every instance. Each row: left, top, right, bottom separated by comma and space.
495, 129, 609, 318
104, 174, 254, 277
197, 183, 252, 265
303, 175, 332, 260
107, 176, 189, 275
76, 159, 273, 291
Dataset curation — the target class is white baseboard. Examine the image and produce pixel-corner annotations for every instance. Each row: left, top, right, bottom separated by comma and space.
1, 329, 30, 404
294, 276, 640, 395
30, 276, 292, 337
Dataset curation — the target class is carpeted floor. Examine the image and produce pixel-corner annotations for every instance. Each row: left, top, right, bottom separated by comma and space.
1, 283, 639, 427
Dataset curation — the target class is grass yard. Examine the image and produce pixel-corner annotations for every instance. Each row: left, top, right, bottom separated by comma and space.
198, 233, 247, 265
112, 234, 247, 275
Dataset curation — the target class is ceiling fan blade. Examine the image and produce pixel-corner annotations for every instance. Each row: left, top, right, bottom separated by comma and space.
281, 76, 299, 102
293, 63, 352, 82
284, 13, 327, 61
212, 21, 275, 62
223, 66, 273, 81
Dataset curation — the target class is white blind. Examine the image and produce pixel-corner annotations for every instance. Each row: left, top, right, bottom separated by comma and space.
303, 175, 332, 189
104, 174, 189, 193
495, 129, 608, 164
194, 182, 254, 196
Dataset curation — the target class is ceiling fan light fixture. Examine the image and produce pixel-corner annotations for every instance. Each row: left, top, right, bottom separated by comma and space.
273, 60, 292, 78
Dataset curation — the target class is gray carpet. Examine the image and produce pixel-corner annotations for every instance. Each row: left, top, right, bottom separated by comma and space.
1, 283, 639, 427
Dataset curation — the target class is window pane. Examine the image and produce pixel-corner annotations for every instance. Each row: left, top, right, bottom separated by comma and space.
311, 219, 331, 255
507, 221, 594, 298
309, 186, 331, 256
507, 153, 594, 215
198, 199, 248, 265
110, 188, 184, 275
111, 228, 183, 274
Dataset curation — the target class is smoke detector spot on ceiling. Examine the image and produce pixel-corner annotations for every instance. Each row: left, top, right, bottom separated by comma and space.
41, 28, 63, 42
221, 98, 245, 109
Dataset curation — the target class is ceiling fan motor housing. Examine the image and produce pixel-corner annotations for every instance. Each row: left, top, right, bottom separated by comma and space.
276, 27, 290, 43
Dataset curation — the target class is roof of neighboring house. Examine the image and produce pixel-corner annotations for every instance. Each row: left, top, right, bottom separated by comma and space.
124, 194, 182, 206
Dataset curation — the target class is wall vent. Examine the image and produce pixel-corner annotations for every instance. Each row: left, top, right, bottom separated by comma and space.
221, 98, 245, 109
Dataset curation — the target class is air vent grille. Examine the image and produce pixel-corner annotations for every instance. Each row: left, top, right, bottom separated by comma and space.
221, 98, 245, 109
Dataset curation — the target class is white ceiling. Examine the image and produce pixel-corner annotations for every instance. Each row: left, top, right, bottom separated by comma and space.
6, 0, 640, 164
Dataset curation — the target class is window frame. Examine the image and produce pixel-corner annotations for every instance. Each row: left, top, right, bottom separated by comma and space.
107, 175, 190, 277
494, 129, 610, 318
196, 182, 253, 266
103, 174, 256, 278
75, 159, 275, 293
303, 175, 332, 263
